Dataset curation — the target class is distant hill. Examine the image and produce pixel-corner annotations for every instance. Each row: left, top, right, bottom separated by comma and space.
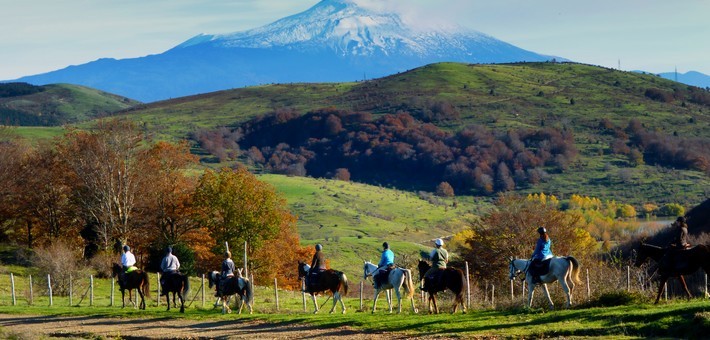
0, 83, 139, 126
120, 62, 710, 206
657, 71, 710, 89
9, 0, 556, 102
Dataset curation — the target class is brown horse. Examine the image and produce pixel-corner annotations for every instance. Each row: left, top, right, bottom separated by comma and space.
298, 261, 349, 314
111, 263, 150, 310
417, 260, 466, 314
160, 271, 190, 313
635, 243, 710, 304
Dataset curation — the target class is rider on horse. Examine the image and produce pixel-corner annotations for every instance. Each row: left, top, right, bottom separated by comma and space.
423, 238, 448, 290
374, 242, 395, 288
120, 245, 137, 285
160, 246, 180, 295
217, 250, 236, 296
306, 244, 327, 290
531, 227, 554, 284
673, 216, 691, 249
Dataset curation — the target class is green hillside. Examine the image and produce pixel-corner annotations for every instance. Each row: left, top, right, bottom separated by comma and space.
0, 83, 139, 126
124, 62, 710, 139
120, 62, 710, 206
258, 174, 483, 273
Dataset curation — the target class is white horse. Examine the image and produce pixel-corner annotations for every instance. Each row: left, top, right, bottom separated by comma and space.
509, 256, 581, 309
363, 261, 418, 314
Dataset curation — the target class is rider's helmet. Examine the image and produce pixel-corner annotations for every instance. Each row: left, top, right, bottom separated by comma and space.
123, 245, 130, 252
382, 242, 389, 249
435, 238, 444, 247
315, 244, 322, 251
166, 246, 173, 254
677, 216, 686, 224
537, 227, 547, 234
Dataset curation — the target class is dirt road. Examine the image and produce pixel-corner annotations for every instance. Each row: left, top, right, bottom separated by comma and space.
0, 314, 408, 339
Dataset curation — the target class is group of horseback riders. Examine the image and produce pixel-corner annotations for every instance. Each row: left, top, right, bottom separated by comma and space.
116, 215, 691, 297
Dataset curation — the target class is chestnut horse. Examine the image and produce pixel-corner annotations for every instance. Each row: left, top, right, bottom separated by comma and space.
111, 263, 150, 310
298, 261, 349, 314
417, 260, 466, 314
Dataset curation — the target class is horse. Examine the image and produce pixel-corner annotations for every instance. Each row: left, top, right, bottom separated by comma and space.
160, 271, 190, 313
207, 270, 253, 314
508, 256, 581, 309
635, 243, 710, 304
111, 263, 150, 310
298, 261, 349, 314
362, 261, 418, 314
417, 260, 466, 314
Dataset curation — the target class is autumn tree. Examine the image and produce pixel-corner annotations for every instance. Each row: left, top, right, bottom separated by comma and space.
59, 119, 146, 250
456, 194, 596, 281
435, 181, 454, 197
193, 167, 303, 283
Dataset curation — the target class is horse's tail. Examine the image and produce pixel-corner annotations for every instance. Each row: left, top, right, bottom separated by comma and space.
182, 274, 190, 296
339, 272, 349, 297
142, 272, 151, 298
403, 269, 415, 299
455, 269, 466, 302
566, 256, 582, 285
244, 278, 254, 304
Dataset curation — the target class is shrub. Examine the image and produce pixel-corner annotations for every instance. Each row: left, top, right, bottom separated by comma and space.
658, 203, 685, 217
32, 241, 90, 296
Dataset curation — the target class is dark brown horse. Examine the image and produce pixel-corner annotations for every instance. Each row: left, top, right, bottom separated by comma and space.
111, 263, 150, 309
635, 243, 710, 304
417, 260, 466, 314
160, 271, 190, 313
298, 261, 349, 314
208, 270, 253, 314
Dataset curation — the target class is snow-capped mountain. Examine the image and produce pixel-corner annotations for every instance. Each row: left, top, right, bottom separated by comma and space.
11, 0, 557, 102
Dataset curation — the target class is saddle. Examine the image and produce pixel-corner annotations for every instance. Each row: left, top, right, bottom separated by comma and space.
424, 269, 445, 291
374, 266, 394, 288
529, 258, 552, 277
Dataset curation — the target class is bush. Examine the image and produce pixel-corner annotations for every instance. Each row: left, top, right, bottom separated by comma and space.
658, 203, 685, 217
581, 291, 647, 307
32, 241, 90, 296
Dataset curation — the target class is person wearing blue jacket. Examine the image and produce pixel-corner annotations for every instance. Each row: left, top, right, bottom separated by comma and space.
375, 242, 395, 287
530, 227, 553, 284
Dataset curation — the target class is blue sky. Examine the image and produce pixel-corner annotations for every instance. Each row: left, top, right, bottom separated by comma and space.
1, 0, 708, 80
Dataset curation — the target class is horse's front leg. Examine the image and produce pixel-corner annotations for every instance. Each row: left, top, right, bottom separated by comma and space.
165, 293, 171, 311
120, 289, 126, 308
527, 277, 535, 308
655, 276, 669, 304
311, 293, 319, 314
541, 283, 554, 310
431, 294, 439, 314
386, 289, 393, 313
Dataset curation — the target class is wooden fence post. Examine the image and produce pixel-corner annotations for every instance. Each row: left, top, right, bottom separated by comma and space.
202, 274, 205, 308
586, 269, 590, 301
29, 275, 33, 306
626, 266, 630, 292
274, 278, 279, 311
664, 282, 668, 301
157, 272, 161, 306
110, 278, 115, 307
491, 284, 495, 307
250, 273, 255, 309
465, 261, 471, 308
47, 274, 53, 306
89, 275, 94, 306
69, 274, 72, 306
10, 273, 16, 306
359, 281, 364, 311
510, 279, 514, 301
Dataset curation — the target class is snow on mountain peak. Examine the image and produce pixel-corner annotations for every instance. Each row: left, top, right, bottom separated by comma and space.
178, 0, 488, 57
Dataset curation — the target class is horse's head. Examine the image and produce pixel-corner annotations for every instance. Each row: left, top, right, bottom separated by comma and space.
363, 261, 376, 280
297, 261, 310, 279
634, 243, 653, 267
111, 263, 122, 278
417, 260, 430, 279
207, 271, 219, 288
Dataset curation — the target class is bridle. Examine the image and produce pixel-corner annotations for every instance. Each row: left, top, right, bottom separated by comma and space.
509, 258, 529, 281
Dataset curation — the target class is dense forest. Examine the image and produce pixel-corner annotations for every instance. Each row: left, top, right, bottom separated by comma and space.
193, 108, 578, 194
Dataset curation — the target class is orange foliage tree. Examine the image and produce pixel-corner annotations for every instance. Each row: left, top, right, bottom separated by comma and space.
193, 166, 308, 286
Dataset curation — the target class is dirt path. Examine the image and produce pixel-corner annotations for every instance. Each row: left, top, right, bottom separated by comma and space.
0, 314, 409, 339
